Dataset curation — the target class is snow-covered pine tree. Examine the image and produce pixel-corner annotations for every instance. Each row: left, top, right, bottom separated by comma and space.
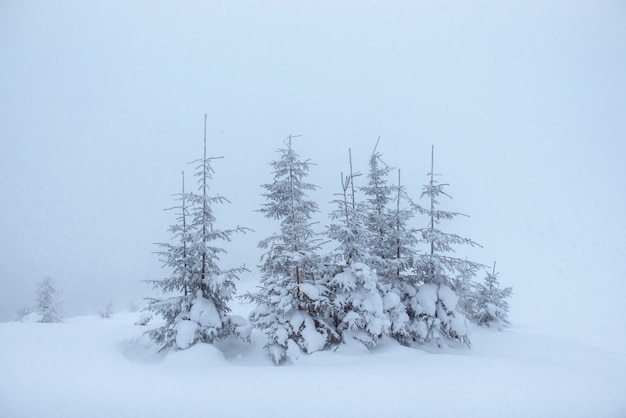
384, 169, 421, 344
452, 260, 482, 318
470, 262, 512, 329
326, 149, 368, 265
360, 139, 398, 281
410, 146, 484, 347
358, 141, 422, 345
146, 116, 249, 351
36, 277, 63, 323
146, 171, 193, 348
389, 170, 419, 282
245, 135, 333, 364
326, 149, 389, 348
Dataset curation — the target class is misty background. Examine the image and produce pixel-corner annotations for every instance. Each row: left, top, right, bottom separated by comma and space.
1, 1, 625, 353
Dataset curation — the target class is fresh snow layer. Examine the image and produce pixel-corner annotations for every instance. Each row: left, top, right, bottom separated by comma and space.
382, 291, 401, 310
189, 296, 221, 328
175, 319, 198, 350
416, 283, 438, 316
438, 285, 458, 310
1, 313, 625, 418
298, 283, 320, 300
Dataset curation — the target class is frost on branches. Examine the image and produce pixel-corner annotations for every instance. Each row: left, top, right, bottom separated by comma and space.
146, 117, 249, 351
245, 135, 333, 364
326, 149, 370, 266
470, 262, 512, 330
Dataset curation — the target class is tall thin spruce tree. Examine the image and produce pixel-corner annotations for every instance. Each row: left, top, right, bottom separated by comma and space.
383, 168, 420, 344
358, 140, 419, 344
326, 149, 368, 265
360, 139, 398, 281
146, 115, 249, 351
409, 146, 484, 347
389, 169, 419, 280
245, 135, 333, 364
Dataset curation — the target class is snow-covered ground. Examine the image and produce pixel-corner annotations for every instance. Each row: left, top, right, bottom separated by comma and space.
2, 301, 625, 418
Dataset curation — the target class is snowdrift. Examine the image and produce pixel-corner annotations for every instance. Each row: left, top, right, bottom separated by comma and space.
1, 313, 625, 418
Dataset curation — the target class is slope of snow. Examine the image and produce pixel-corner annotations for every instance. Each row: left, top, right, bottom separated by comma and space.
1, 312, 624, 418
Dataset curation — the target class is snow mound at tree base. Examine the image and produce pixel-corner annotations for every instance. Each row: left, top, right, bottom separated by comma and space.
163, 343, 225, 368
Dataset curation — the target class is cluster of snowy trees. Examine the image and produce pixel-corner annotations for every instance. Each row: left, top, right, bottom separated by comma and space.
147, 124, 512, 364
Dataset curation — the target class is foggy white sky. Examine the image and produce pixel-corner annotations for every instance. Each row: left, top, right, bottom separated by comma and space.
1, 1, 625, 350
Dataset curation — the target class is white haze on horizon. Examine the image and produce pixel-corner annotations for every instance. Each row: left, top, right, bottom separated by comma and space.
1, 1, 625, 353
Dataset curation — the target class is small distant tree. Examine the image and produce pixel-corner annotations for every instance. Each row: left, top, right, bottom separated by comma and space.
36, 277, 63, 323
245, 135, 333, 364
146, 116, 249, 351
470, 262, 512, 329
99, 295, 114, 319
